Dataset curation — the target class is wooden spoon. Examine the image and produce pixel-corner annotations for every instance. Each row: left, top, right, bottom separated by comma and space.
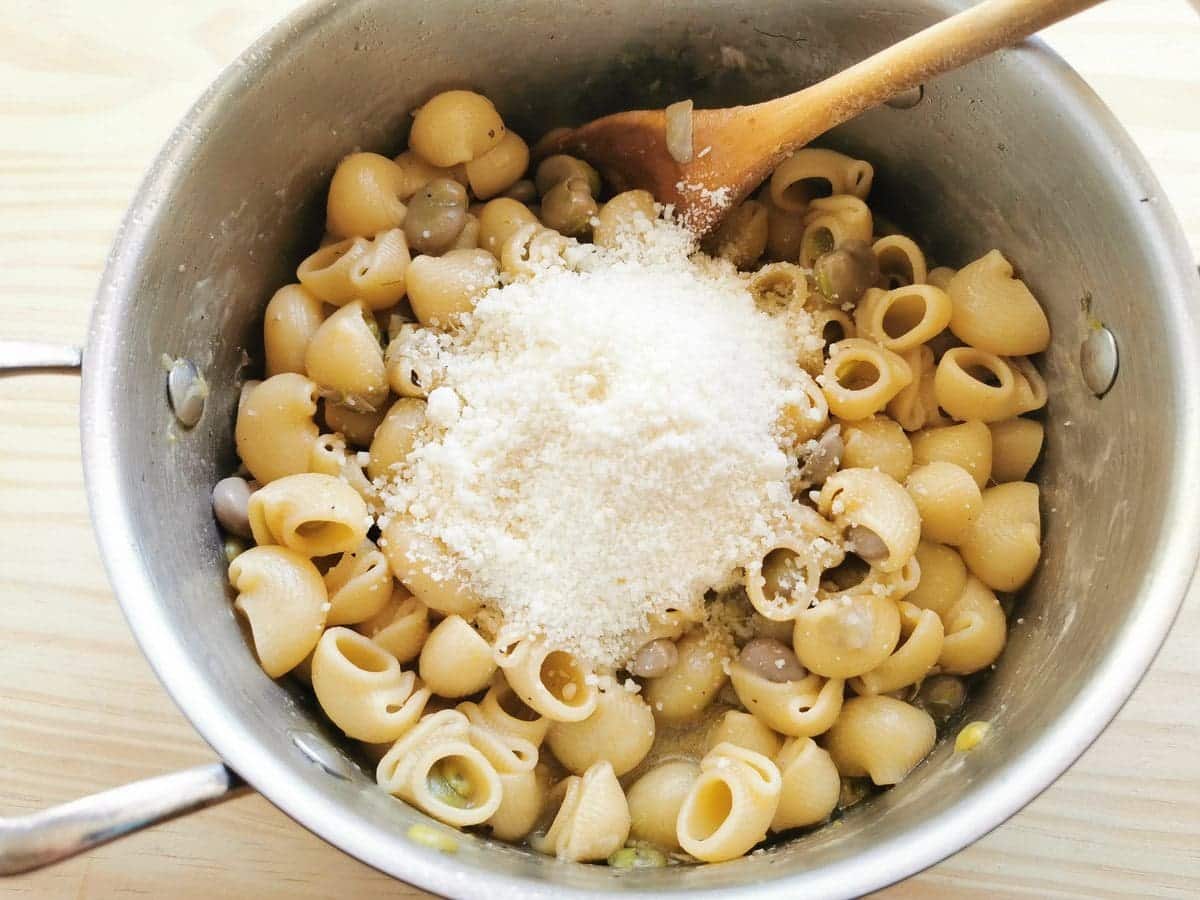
539, 0, 1103, 235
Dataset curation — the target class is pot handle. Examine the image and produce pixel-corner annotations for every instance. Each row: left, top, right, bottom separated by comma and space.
0, 340, 250, 875
0, 340, 83, 374
0, 764, 247, 875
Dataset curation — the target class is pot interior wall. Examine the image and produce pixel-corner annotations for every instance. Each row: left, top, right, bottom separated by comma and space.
94, 0, 1187, 893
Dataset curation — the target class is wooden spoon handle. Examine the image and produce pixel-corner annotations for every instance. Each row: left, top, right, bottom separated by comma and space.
762, 0, 1105, 145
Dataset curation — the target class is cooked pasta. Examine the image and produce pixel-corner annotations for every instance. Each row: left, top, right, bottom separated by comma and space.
771, 737, 840, 831
229, 546, 328, 677
823, 695, 936, 785
264, 284, 326, 377
530, 761, 630, 862
215, 104, 1054, 865
546, 683, 655, 776
677, 743, 782, 862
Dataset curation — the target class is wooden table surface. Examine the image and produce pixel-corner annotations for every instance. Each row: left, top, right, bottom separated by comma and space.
2, 1, 1198, 897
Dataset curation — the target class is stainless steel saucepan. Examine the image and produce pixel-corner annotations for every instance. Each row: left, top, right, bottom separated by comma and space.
2, 1, 1198, 896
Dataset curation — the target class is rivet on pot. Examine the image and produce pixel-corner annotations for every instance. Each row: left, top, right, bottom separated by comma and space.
1080, 325, 1118, 397
290, 730, 358, 781
886, 84, 924, 109
167, 357, 208, 428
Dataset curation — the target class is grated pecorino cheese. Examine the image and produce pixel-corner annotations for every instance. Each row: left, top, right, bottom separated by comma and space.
381, 214, 814, 666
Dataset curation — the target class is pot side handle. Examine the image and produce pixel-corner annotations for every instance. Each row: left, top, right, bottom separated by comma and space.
0, 764, 247, 875
0, 340, 83, 374
0, 339, 250, 876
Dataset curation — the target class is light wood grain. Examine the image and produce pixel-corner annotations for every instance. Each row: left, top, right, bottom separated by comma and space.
1, 1, 1197, 898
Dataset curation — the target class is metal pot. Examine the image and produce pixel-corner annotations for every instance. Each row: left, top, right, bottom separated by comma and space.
2, 0, 1198, 896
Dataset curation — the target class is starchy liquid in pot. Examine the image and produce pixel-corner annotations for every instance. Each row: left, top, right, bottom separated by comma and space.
214, 88, 1050, 866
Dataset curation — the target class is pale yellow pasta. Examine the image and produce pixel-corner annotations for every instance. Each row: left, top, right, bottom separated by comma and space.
1008, 356, 1048, 416
642, 629, 730, 725
779, 372, 830, 444
839, 414, 913, 481
235, 373, 320, 484
367, 397, 427, 481
410, 90, 505, 168
531, 761, 630, 862
855, 284, 952, 353
406, 248, 499, 325
592, 190, 656, 249
795, 301, 856, 377
322, 399, 386, 449
304, 301, 388, 412
948, 249, 1050, 356
627, 760, 699, 852
392, 150, 466, 200
960, 481, 1041, 591
487, 764, 552, 842
323, 538, 392, 626
546, 684, 655, 776
376, 709, 506, 827
452, 212, 481, 250
459, 676, 550, 747
464, 130, 530, 200
765, 198, 806, 261
906, 540, 968, 618
729, 664, 845, 737
381, 517, 482, 617
706, 199, 769, 269
888, 344, 948, 432
926, 265, 957, 291
748, 261, 809, 315
791, 594, 900, 679
823, 695, 936, 785
228, 546, 328, 678
849, 601, 944, 695
820, 338, 913, 421
385, 323, 444, 400
938, 575, 1007, 674
910, 420, 993, 489
419, 615, 497, 698
499, 223, 577, 278
264, 284, 325, 377
308, 433, 377, 513
356, 588, 429, 665
325, 152, 408, 239
769, 148, 873, 211
989, 418, 1044, 482
744, 505, 843, 620
934, 346, 1017, 423
905, 461, 982, 546
296, 228, 411, 310
771, 738, 840, 832
819, 468, 921, 572
799, 195, 873, 268
677, 743, 782, 863
312, 627, 430, 742
873, 235, 928, 288
477, 197, 540, 256
494, 638, 598, 723
247, 472, 369, 557
706, 710, 784, 759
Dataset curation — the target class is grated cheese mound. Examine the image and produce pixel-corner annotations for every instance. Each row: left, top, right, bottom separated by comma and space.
382, 216, 814, 666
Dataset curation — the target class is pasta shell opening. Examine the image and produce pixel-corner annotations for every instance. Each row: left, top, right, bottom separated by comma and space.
881, 292, 929, 340
683, 777, 734, 842
834, 358, 881, 392
335, 630, 394, 674
541, 651, 589, 707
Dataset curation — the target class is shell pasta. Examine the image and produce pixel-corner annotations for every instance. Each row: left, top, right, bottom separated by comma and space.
212, 90, 1051, 868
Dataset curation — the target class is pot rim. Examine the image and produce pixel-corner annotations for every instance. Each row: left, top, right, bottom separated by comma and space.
81, 1, 1200, 897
